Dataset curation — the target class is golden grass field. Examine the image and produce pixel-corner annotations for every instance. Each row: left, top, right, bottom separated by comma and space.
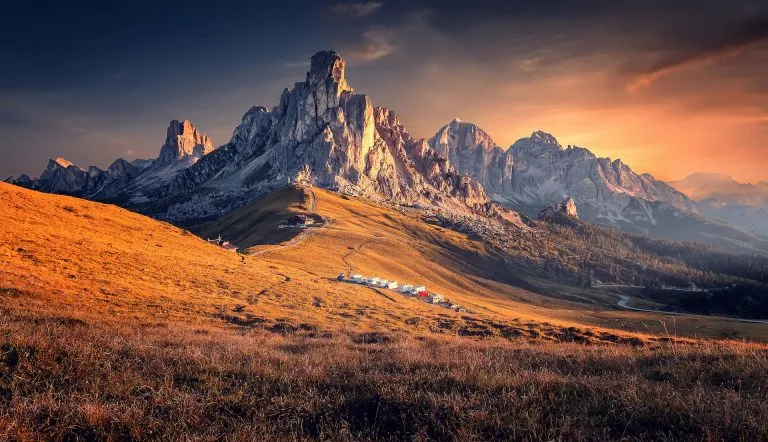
2, 182, 768, 440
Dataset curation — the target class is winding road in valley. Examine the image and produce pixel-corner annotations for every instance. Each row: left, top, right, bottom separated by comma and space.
616, 295, 768, 325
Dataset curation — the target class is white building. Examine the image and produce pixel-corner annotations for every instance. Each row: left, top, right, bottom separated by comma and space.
399, 284, 414, 294
387, 281, 398, 290
352, 274, 365, 283
431, 294, 445, 304
413, 285, 426, 293
366, 277, 380, 286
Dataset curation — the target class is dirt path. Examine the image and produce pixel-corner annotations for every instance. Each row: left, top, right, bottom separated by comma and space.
249, 186, 330, 257
616, 295, 768, 325
341, 239, 375, 274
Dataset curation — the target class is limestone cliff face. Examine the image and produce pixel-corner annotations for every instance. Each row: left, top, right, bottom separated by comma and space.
10, 51, 491, 219
429, 119, 514, 197
171, 50, 488, 211
157, 120, 214, 165
506, 131, 696, 223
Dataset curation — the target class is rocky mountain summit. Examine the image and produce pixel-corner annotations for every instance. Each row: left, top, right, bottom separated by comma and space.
428, 119, 513, 197
9, 51, 489, 222
506, 130, 696, 222
162, 50, 490, 220
6, 120, 214, 201
157, 120, 214, 166
424, 121, 766, 252
9, 156, 152, 197
425, 121, 695, 226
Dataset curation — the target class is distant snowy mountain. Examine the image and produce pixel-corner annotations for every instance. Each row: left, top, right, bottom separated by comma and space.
669, 173, 768, 237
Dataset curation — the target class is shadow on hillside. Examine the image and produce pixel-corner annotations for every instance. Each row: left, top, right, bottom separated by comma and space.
189, 187, 317, 248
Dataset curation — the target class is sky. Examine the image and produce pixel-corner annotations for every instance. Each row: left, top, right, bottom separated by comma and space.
2, 0, 767, 183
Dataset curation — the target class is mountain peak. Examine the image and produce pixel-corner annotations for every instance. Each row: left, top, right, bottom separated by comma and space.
51, 157, 75, 168
307, 50, 351, 93
530, 130, 560, 146
509, 130, 562, 155
428, 119, 513, 196
157, 120, 214, 165
682, 172, 735, 182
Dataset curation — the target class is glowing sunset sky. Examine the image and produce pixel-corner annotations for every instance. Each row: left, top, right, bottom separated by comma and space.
2, 0, 767, 183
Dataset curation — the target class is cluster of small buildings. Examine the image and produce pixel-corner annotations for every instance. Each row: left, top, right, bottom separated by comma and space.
207, 234, 238, 252
279, 214, 316, 228
338, 273, 463, 311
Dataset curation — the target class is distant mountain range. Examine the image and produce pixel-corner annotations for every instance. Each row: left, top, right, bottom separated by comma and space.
5, 50, 767, 254
427, 120, 766, 253
669, 173, 768, 238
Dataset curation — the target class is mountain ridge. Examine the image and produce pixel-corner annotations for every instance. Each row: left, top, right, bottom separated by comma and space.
669, 173, 768, 237
5, 50, 766, 254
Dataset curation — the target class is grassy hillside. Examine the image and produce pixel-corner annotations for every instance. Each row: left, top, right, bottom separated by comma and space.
2, 310, 767, 441
200, 185, 768, 341
2, 182, 768, 439
192, 186, 313, 247
0, 182, 627, 341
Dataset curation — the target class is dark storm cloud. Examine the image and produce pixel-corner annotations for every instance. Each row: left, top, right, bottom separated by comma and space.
628, 15, 768, 90
355, 0, 767, 90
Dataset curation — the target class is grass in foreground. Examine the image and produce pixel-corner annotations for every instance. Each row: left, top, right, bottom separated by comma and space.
1, 307, 767, 441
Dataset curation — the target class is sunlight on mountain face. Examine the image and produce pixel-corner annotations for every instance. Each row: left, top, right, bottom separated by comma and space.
2, 2, 768, 439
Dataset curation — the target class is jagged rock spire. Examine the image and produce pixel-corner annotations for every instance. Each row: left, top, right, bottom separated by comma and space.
307, 50, 351, 94
157, 120, 214, 165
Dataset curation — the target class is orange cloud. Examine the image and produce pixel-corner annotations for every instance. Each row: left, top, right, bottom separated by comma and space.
345, 29, 396, 61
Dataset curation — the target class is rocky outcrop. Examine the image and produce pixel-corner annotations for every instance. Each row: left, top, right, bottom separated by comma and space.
538, 197, 579, 220
429, 119, 514, 196
157, 120, 214, 165
35, 158, 88, 194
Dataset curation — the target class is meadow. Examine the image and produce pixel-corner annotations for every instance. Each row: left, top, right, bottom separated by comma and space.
2, 303, 767, 441
2, 182, 768, 440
